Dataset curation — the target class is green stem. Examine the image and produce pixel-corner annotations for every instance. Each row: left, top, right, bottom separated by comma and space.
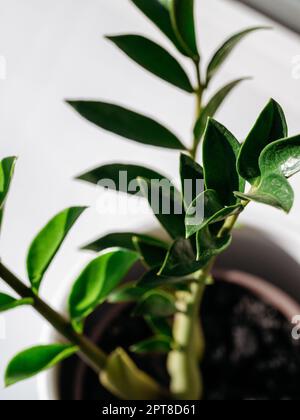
0, 262, 107, 373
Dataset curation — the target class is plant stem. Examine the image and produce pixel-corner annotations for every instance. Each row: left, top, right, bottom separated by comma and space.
190, 59, 203, 159
0, 262, 107, 373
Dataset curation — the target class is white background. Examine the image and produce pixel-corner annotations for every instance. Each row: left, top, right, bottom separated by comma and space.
0, 0, 300, 400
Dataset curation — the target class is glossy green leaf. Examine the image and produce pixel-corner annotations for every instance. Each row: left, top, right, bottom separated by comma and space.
259, 135, 300, 178
69, 249, 139, 328
185, 189, 243, 238
133, 236, 168, 268
130, 336, 172, 354
237, 99, 288, 184
100, 347, 164, 399
82, 231, 168, 253
138, 177, 185, 239
76, 163, 168, 196
193, 78, 249, 143
0, 157, 17, 231
235, 174, 294, 213
196, 226, 232, 261
159, 238, 206, 277
27, 207, 86, 293
133, 290, 176, 317
0, 293, 33, 313
67, 101, 185, 150
203, 119, 244, 205
180, 153, 203, 207
107, 35, 193, 92
107, 282, 148, 303
5, 344, 78, 387
235, 135, 300, 213
137, 267, 190, 288
206, 27, 269, 85
170, 0, 199, 59
145, 316, 172, 338
130, 0, 187, 56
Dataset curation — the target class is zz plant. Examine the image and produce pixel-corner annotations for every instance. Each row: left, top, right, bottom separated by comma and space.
1, 0, 300, 400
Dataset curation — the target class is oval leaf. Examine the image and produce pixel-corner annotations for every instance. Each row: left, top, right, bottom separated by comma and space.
0, 293, 33, 313
82, 231, 168, 253
130, 0, 188, 56
159, 237, 206, 277
203, 119, 244, 205
237, 99, 288, 184
67, 101, 185, 150
235, 174, 294, 213
180, 153, 204, 208
170, 0, 199, 59
146, 316, 172, 338
27, 207, 86, 293
76, 163, 168, 196
206, 26, 269, 85
259, 135, 300, 179
133, 290, 176, 317
100, 347, 164, 399
107, 35, 193, 92
130, 336, 172, 354
69, 249, 139, 327
5, 344, 78, 387
138, 177, 185, 239
185, 189, 242, 238
133, 236, 168, 268
193, 78, 249, 144
196, 226, 232, 261
107, 282, 148, 303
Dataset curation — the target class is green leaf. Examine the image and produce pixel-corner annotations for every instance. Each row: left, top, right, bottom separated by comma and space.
130, 336, 171, 354
133, 290, 176, 317
206, 26, 269, 85
107, 35, 193, 93
0, 293, 33, 313
100, 347, 164, 399
145, 316, 172, 338
235, 174, 294, 213
235, 135, 300, 213
130, 0, 188, 56
0, 157, 17, 208
137, 267, 190, 288
67, 101, 185, 150
159, 238, 206, 277
138, 177, 185, 239
203, 119, 244, 206
196, 226, 232, 261
107, 282, 148, 303
133, 236, 168, 268
5, 344, 78, 387
259, 135, 300, 179
76, 163, 168, 196
193, 78, 249, 143
27, 207, 86, 293
69, 249, 139, 328
180, 153, 203, 208
82, 231, 168, 253
185, 189, 243, 238
237, 99, 288, 184
170, 0, 199, 59
0, 157, 17, 231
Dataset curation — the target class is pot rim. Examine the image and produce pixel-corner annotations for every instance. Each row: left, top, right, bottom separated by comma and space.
37, 213, 300, 400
